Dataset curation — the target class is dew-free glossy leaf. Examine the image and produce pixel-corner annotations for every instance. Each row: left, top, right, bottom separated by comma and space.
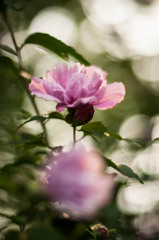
48, 112, 65, 120
23, 33, 90, 65
118, 164, 143, 184
0, 44, 17, 56
17, 116, 46, 130
104, 157, 143, 184
80, 122, 107, 137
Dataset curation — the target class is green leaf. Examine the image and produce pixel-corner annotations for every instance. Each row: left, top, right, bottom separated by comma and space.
0, 44, 17, 56
105, 132, 122, 140
48, 111, 65, 120
104, 157, 143, 184
23, 33, 90, 65
122, 138, 141, 147
80, 121, 107, 137
105, 132, 141, 147
0, 56, 19, 75
150, 138, 159, 144
17, 115, 46, 130
118, 164, 143, 184
17, 109, 32, 120
104, 158, 119, 171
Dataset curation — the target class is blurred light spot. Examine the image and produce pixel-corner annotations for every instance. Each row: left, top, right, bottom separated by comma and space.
79, 19, 105, 54
46, 119, 87, 148
132, 56, 159, 82
81, 0, 136, 26
134, 209, 159, 237
28, 7, 77, 45
117, 181, 159, 214
151, 115, 159, 139
132, 56, 159, 94
133, 145, 159, 176
119, 114, 151, 140
81, 0, 159, 58
118, 12, 159, 56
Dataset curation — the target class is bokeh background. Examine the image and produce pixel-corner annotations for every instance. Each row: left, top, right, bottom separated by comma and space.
1, 0, 159, 239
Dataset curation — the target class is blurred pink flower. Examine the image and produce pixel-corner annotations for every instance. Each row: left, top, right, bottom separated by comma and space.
29, 63, 125, 113
44, 146, 115, 220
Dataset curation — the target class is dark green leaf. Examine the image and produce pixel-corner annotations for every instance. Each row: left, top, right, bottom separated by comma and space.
104, 157, 143, 184
0, 44, 17, 56
105, 132, 122, 140
118, 164, 143, 184
150, 138, 159, 144
104, 158, 119, 171
4, 132, 47, 148
23, 33, 90, 65
48, 112, 65, 120
105, 131, 141, 147
17, 109, 32, 120
17, 115, 46, 130
0, 56, 19, 76
80, 122, 107, 137
122, 138, 141, 147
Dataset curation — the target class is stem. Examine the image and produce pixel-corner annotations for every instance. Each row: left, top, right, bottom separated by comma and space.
73, 125, 76, 144
4, 10, 49, 145
20, 225, 25, 232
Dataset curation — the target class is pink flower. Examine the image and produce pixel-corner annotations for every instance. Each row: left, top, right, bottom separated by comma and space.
44, 146, 115, 220
29, 63, 125, 113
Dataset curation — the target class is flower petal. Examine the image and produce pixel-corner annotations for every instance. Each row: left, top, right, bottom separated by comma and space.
29, 77, 64, 102
47, 63, 68, 88
94, 82, 125, 110
85, 66, 107, 82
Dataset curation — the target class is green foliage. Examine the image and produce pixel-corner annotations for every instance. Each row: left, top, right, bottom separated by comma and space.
17, 112, 65, 130
0, 44, 17, 56
80, 122, 107, 138
118, 164, 143, 184
105, 158, 143, 184
105, 132, 141, 147
48, 112, 65, 120
23, 33, 90, 65
17, 116, 46, 130
80, 121, 141, 147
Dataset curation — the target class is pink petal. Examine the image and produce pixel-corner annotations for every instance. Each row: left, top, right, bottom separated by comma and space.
94, 82, 125, 110
48, 63, 68, 88
85, 66, 107, 82
69, 63, 85, 76
56, 103, 67, 112
29, 77, 55, 101
29, 77, 64, 102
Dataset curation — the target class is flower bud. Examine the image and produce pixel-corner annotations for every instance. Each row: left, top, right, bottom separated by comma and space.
96, 225, 108, 240
74, 104, 94, 124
